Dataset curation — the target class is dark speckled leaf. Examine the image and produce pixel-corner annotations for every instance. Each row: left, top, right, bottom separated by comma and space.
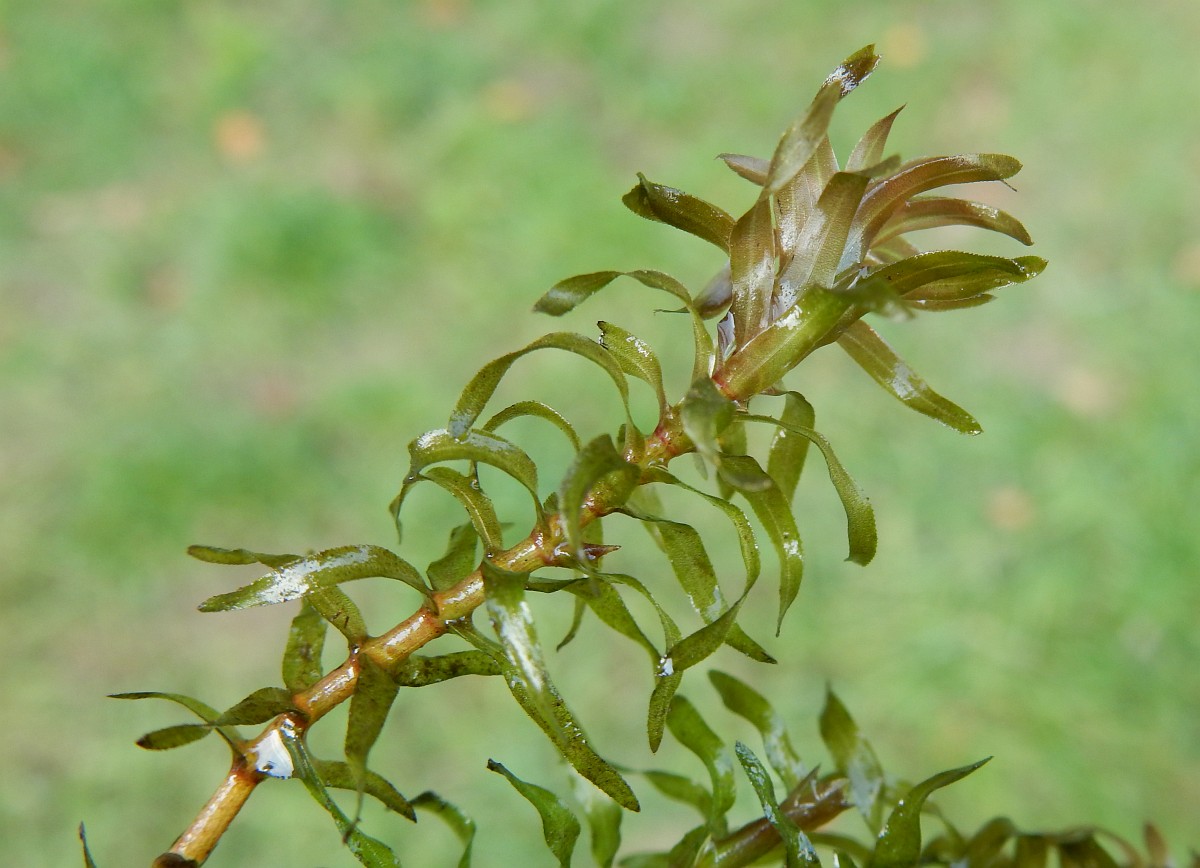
867, 759, 990, 868
488, 760, 581, 868
392, 651, 502, 686
412, 792, 475, 868
837, 321, 981, 435
282, 600, 326, 694
622, 173, 735, 252
306, 586, 368, 643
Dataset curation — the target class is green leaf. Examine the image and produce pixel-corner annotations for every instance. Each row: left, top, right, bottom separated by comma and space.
1057, 835, 1122, 868
856, 153, 1023, 252
186, 545, 298, 569
393, 650, 502, 686
311, 759, 416, 821
709, 671, 805, 790
458, 604, 640, 811
345, 654, 401, 817
679, 377, 766, 492
282, 600, 327, 694
667, 695, 735, 834
559, 435, 639, 562
876, 196, 1032, 246
448, 331, 636, 447
399, 427, 542, 524
534, 270, 624, 316
198, 544, 427, 613
819, 687, 886, 832
766, 392, 816, 505
850, 251, 1044, 305
404, 466, 504, 554
110, 690, 221, 722
218, 687, 296, 725
560, 577, 659, 663
412, 792, 475, 868
837, 320, 982, 434
637, 770, 713, 820
135, 723, 211, 751
716, 455, 805, 632
284, 729, 403, 868
846, 106, 904, 173
571, 772, 623, 868
600, 321, 668, 413
79, 824, 99, 868
867, 758, 990, 868
306, 585, 369, 643
742, 414, 876, 566
729, 196, 776, 347
735, 742, 816, 866
484, 400, 582, 451
622, 173, 735, 252
427, 523, 480, 593
488, 760, 581, 868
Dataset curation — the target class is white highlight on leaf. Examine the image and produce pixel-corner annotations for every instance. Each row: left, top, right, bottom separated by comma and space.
251, 727, 293, 779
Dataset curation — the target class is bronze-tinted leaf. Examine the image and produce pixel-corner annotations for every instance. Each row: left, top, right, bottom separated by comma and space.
412, 792, 476, 868
719, 153, 768, 185
850, 251, 1044, 304
819, 687, 886, 832
488, 760, 580, 868
282, 600, 327, 694
775, 136, 839, 268
730, 196, 777, 348
837, 321, 981, 435
866, 759, 990, 868
622, 173, 735, 252
846, 106, 904, 173
875, 196, 1033, 246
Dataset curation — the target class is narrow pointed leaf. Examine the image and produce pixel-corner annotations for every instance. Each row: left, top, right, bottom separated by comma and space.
638, 769, 714, 819
730, 196, 777, 347
186, 545, 298, 569
571, 772, 623, 868
622, 173, 735, 251
199, 544, 427, 613
709, 671, 805, 790
393, 650, 502, 686
109, 691, 240, 751
680, 377, 764, 491
766, 392, 816, 504
534, 271, 623, 316
556, 595, 588, 651
412, 467, 504, 553
719, 153, 768, 185
735, 741, 816, 866
345, 654, 401, 816
647, 671, 685, 754
283, 730, 402, 868
695, 262, 733, 320
312, 759, 416, 821
876, 196, 1033, 246
282, 600, 327, 694
778, 172, 871, 312
488, 760, 581, 868
847, 106, 904, 172
837, 321, 981, 434
857, 153, 1023, 250
743, 414, 876, 565
560, 435, 638, 560
819, 688, 886, 832
79, 824, 100, 868
908, 294, 997, 312
412, 792, 475, 868
867, 759, 991, 868
401, 428, 542, 520
600, 321, 668, 412
717, 455, 804, 632
448, 332, 633, 440
667, 695, 736, 833
851, 251, 1044, 304
427, 524, 480, 593
484, 400, 581, 451
136, 723, 211, 751
307, 585, 368, 643
776, 137, 839, 265
218, 687, 296, 726
562, 577, 659, 663
457, 614, 639, 810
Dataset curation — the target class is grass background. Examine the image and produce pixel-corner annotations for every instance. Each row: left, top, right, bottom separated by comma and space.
2, 1, 1198, 865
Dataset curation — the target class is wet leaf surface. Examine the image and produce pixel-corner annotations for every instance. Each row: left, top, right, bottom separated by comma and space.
488, 760, 581, 868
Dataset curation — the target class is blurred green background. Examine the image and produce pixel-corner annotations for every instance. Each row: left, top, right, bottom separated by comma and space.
3, 1, 1198, 865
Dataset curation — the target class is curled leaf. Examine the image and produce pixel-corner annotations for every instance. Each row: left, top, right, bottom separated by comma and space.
282, 600, 327, 694
412, 792, 476, 868
488, 760, 581, 868
311, 759, 416, 821
875, 196, 1033, 246
766, 392, 816, 504
600, 321, 668, 413
345, 654, 401, 818
484, 400, 581, 451
427, 523, 481, 592
622, 173, 735, 251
